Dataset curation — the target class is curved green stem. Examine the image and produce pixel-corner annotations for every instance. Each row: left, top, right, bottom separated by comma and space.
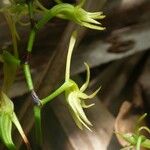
138, 126, 150, 135
27, 30, 36, 52
35, 3, 74, 30
23, 63, 34, 91
27, 3, 74, 53
41, 81, 73, 106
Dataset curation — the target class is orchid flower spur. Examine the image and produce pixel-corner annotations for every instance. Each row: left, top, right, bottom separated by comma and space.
0, 91, 30, 150
41, 31, 100, 130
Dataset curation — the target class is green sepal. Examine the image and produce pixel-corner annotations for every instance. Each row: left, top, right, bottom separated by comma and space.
0, 113, 16, 150
0, 91, 16, 150
0, 91, 30, 149
11, 112, 30, 149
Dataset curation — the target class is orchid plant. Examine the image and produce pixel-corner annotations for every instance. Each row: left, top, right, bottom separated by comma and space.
0, 0, 105, 149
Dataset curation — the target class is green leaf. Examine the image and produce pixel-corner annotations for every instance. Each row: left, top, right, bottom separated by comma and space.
2, 51, 20, 93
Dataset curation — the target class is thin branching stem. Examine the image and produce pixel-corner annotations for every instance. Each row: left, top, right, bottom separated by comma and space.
41, 81, 73, 105
23, 63, 34, 91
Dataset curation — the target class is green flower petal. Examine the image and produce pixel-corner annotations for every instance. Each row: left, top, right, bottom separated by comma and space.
80, 62, 90, 92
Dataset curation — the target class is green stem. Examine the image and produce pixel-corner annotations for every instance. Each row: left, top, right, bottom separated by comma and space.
28, 0, 34, 17
35, 3, 74, 30
41, 81, 73, 106
136, 136, 142, 150
27, 0, 36, 52
27, 30, 36, 52
27, 3, 74, 53
65, 31, 77, 81
34, 106, 42, 147
23, 63, 34, 91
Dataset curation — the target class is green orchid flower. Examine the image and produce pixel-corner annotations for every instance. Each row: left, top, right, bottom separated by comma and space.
116, 114, 150, 150
0, 91, 30, 150
65, 75, 100, 131
35, 2, 105, 31
41, 31, 100, 130
64, 31, 100, 130
55, 5, 105, 30
26, 0, 105, 54
55, 0, 105, 30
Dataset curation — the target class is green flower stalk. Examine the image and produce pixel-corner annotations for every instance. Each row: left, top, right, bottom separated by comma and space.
41, 31, 100, 130
0, 91, 30, 150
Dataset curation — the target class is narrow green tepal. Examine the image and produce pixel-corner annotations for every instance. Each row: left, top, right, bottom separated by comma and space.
0, 91, 30, 150
0, 91, 16, 150
0, 113, 16, 150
